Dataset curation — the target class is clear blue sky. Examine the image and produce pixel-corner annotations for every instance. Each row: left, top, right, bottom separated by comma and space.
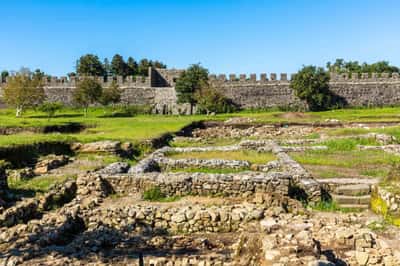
1, 0, 400, 76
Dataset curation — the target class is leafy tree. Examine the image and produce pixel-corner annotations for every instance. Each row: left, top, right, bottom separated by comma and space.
194, 83, 238, 114
327, 59, 399, 76
38, 101, 63, 120
138, 59, 151, 76
76, 54, 105, 76
111, 54, 128, 77
151, 60, 167, 69
73, 78, 103, 116
126, 57, 138, 76
175, 64, 209, 114
3, 74, 45, 117
1, 71, 9, 83
103, 58, 111, 77
290, 66, 332, 111
99, 80, 121, 107
32, 69, 46, 80
67, 72, 76, 78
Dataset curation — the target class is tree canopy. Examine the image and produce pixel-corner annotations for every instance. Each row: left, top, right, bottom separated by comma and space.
175, 64, 209, 113
73, 78, 103, 115
99, 80, 121, 107
111, 54, 129, 77
76, 54, 106, 76
1, 71, 9, 83
3, 74, 45, 116
290, 66, 333, 111
326, 59, 399, 75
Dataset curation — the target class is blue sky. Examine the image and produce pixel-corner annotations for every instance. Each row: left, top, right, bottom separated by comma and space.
1, 0, 400, 76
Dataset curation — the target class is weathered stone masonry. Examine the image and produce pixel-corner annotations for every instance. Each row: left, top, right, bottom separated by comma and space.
2, 68, 400, 112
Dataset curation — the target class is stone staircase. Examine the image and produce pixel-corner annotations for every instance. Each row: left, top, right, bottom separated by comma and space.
317, 178, 379, 210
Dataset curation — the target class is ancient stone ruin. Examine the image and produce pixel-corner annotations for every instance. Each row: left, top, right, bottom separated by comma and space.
1, 121, 400, 265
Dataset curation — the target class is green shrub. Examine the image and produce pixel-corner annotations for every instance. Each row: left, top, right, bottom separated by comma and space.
104, 105, 153, 117
38, 102, 64, 120
195, 85, 239, 114
291, 66, 343, 111
143, 186, 180, 202
143, 186, 166, 201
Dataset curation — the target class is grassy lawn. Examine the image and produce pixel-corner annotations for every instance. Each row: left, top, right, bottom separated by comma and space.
8, 174, 76, 194
0, 108, 213, 147
237, 107, 400, 124
170, 137, 240, 147
166, 150, 276, 165
292, 149, 400, 179
2, 106, 400, 148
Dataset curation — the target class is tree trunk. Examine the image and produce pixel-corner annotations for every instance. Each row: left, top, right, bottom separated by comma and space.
190, 103, 194, 115
16, 106, 23, 117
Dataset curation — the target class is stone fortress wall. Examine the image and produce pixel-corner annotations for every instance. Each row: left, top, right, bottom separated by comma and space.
2, 68, 400, 113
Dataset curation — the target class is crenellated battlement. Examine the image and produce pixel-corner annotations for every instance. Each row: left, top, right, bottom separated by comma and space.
3, 70, 400, 88
330, 72, 400, 82
2, 68, 400, 112
208, 73, 293, 84
2, 74, 152, 88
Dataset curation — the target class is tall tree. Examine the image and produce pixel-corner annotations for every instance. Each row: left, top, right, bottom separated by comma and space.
126, 57, 138, 76
138, 59, 151, 76
3, 74, 45, 117
111, 54, 128, 77
99, 80, 121, 108
103, 58, 111, 77
73, 78, 103, 116
175, 64, 209, 114
327, 59, 399, 75
1, 71, 9, 83
290, 65, 332, 111
151, 60, 167, 69
76, 54, 105, 76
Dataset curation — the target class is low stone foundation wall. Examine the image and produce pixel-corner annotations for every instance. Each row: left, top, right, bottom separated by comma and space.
89, 203, 266, 233
0, 180, 77, 228
158, 157, 251, 170
105, 171, 291, 197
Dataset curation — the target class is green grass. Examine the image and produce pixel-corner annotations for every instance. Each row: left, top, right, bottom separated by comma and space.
3, 106, 400, 148
319, 137, 380, 151
312, 200, 363, 213
234, 106, 400, 124
367, 221, 388, 231
142, 186, 180, 202
0, 109, 212, 147
170, 138, 240, 148
169, 166, 250, 174
326, 126, 400, 140
166, 150, 276, 165
292, 149, 400, 168
304, 132, 321, 139
8, 174, 76, 194
76, 153, 134, 166
292, 149, 400, 179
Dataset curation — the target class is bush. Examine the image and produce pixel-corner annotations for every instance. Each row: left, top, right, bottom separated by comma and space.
143, 186, 180, 202
195, 85, 239, 114
290, 66, 333, 111
143, 186, 165, 201
103, 105, 153, 117
74, 78, 103, 116
38, 102, 64, 120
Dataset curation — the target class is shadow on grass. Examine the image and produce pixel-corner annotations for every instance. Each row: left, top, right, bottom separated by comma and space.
27, 114, 83, 119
